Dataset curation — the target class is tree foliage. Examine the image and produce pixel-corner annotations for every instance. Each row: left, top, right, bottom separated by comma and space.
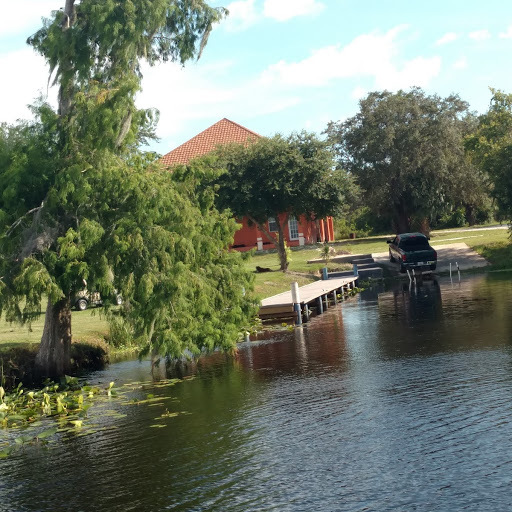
466, 89, 512, 222
0, 1, 258, 379
325, 88, 487, 233
212, 132, 349, 270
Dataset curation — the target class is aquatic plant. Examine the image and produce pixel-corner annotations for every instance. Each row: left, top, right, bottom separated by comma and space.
0, 377, 112, 459
0, 377, 185, 459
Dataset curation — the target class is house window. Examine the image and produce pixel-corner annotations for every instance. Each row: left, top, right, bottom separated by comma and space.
268, 217, 278, 232
288, 216, 299, 240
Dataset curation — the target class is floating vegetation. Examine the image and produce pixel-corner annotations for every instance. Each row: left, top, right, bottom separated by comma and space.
0, 375, 188, 459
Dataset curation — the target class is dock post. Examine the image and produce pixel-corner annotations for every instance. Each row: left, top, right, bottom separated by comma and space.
322, 267, 328, 280
353, 264, 359, 277
323, 294, 328, 309
332, 290, 337, 304
456, 262, 461, 282
304, 304, 310, 322
291, 282, 302, 326
317, 296, 324, 314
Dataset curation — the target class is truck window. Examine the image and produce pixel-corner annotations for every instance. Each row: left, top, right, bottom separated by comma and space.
399, 237, 430, 250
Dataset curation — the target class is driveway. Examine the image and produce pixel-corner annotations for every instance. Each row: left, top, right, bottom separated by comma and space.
373, 242, 489, 273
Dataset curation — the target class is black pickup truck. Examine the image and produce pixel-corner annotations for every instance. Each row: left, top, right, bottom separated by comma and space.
387, 233, 437, 273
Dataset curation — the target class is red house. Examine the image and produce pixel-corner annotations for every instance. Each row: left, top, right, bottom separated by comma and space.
160, 118, 335, 251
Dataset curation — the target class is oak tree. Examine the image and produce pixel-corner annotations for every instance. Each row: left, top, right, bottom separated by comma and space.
466, 89, 512, 222
213, 132, 348, 270
325, 88, 481, 233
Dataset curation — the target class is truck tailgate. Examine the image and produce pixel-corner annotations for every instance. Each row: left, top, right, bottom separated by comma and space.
406, 250, 436, 263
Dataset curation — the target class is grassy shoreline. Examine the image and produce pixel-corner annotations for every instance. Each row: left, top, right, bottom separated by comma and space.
2, 226, 507, 347
1, 227, 510, 389
248, 227, 511, 300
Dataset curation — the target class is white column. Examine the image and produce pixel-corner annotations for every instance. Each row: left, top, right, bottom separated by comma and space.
291, 282, 302, 325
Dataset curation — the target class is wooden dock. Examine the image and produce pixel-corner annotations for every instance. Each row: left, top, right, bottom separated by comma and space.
259, 276, 358, 322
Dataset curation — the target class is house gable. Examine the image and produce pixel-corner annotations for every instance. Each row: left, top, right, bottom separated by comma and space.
160, 118, 261, 167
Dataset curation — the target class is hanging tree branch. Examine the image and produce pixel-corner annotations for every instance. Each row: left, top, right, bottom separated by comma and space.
5, 202, 45, 237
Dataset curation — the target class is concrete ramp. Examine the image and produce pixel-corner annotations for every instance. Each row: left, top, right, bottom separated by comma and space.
373, 242, 489, 273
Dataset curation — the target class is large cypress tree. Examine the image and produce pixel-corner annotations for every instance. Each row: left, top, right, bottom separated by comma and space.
0, 1, 256, 378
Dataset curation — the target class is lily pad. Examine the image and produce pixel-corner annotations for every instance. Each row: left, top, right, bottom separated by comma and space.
36, 428, 58, 440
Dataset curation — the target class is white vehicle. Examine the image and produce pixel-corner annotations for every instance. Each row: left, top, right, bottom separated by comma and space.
73, 290, 123, 311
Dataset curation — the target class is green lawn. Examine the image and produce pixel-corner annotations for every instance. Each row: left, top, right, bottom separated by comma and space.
0, 307, 109, 349
247, 227, 511, 300
246, 246, 354, 301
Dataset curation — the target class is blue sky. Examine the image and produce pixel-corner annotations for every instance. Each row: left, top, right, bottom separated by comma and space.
1, 0, 512, 155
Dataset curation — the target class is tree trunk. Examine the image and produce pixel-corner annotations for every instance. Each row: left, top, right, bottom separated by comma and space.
35, 297, 72, 379
276, 219, 289, 271
465, 204, 476, 226
246, 214, 289, 270
418, 217, 430, 236
393, 201, 411, 233
58, 0, 77, 118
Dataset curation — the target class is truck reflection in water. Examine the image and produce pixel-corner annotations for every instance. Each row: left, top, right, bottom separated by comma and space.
378, 278, 443, 324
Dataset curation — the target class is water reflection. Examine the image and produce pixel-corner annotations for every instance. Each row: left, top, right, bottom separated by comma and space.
2, 275, 512, 511
237, 312, 351, 379
379, 278, 443, 323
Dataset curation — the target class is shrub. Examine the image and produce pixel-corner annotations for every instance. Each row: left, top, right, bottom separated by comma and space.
106, 315, 135, 348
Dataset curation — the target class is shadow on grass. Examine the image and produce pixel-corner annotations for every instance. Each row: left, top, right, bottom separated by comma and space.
334, 236, 390, 247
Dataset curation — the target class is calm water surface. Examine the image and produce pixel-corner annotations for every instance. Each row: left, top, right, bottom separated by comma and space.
2, 274, 512, 511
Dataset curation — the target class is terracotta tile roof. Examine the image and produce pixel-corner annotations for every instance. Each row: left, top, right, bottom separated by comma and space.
160, 118, 261, 167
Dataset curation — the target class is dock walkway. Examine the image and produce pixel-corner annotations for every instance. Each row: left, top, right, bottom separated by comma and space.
259, 276, 358, 321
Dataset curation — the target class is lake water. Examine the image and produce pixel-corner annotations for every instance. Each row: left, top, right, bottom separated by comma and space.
2, 273, 512, 511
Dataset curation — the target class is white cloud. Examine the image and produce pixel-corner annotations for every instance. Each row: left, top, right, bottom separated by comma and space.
453, 57, 468, 70
258, 26, 441, 91
436, 32, 457, 46
0, 1, 56, 37
469, 29, 491, 41
222, 0, 325, 29
138, 60, 301, 147
376, 56, 441, 90
223, 0, 259, 32
263, 0, 325, 21
0, 48, 56, 123
351, 86, 367, 100
499, 25, 512, 39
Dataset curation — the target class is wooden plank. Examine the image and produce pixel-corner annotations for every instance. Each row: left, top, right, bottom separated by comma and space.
260, 311, 298, 321
260, 276, 357, 309
259, 305, 295, 314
